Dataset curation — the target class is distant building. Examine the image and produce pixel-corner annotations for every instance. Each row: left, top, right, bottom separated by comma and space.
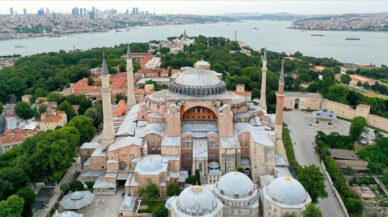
40, 110, 67, 132
10, 8, 14, 15
283, 92, 323, 110
0, 129, 38, 154
22, 94, 33, 105
312, 108, 337, 128
23, 9, 27, 15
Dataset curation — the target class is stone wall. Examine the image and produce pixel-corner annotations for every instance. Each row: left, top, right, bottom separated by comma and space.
322, 99, 388, 132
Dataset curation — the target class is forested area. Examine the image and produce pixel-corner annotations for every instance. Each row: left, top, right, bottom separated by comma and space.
0, 42, 147, 103
0, 116, 96, 216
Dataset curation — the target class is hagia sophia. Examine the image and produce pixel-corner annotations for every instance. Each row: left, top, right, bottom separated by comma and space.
78, 39, 312, 216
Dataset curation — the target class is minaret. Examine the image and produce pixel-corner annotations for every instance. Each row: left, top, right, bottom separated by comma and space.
183, 30, 187, 41
126, 44, 136, 110
100, 54, 116, 149
260, 47, 267, 111
274, 60, 287, 161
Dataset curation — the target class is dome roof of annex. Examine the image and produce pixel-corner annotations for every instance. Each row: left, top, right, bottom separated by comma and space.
214, 172, 256, 200
173, 185, 223, 216
168, 67, 226, 97
266, 176, 309, 206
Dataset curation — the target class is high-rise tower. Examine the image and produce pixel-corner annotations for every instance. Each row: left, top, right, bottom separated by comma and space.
274, 60, 287, 161
183, 30, 187, 41
100, 55, 115, 149
126, 44, 136, 110
260, 47, 267, 111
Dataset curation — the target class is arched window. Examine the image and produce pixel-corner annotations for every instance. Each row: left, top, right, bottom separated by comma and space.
182, 137, 193, 149
234, 194, 239, 199
221, 190, 224, 195
147, 178, 152, 184
208, 137, 218, 149
199, 163, 202, 172
119, 161, 127, 170
209, 153, 218, 162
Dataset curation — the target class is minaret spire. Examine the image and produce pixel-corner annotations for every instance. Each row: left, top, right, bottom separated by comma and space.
126, 44, 136, 111
100, 54, 116, 149
260, 47, 268, 111
274, 59, 287, 161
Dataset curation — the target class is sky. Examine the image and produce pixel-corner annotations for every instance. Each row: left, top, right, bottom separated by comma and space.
1, 1, 387, 15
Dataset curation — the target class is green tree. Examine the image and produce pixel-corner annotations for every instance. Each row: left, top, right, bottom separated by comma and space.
88, 77, 94, 86
16, 187, 35, 217
0, 195, 24, 217
160, 47, 170, 55
325, 84, 349, 104
167, 182, 181, 197
38, 105, 47, 114
349, 116, 368, 141
302, 203, 323, 217
84, 108, 103, 127
69, 180, 85, 192
297, 165, 328, 203
195, 169, 201, 185
0, 102, 3, 114
47, 91, 62, 102
152, 205, 168, 217
0, 179, 14, 201
33, 88, 48, 100
362, 82, 371, 89
340, 74, 351, 85
237, 167, 245, 173
185, 175, 196, 185
60, 183, 69, 193
146, 183, 160, 203
357, 81, 362, 86
138, 187, 146, 199
116, 93, 123, 102
14, 101, 32, 120
0, 168, 29, 192
67, 115, 96, 144
57, 100, 76, 120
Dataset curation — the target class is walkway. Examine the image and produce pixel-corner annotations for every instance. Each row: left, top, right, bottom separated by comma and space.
36, 161, 79, 217
373, 176, 388, 196
283, 110, 346, 217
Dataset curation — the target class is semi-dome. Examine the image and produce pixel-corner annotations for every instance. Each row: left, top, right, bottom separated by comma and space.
168, 67, 226, 96
134, 155, 167, 175
214, 171, 256, 199
266, 176, 308, 205
175, 185, 222, 216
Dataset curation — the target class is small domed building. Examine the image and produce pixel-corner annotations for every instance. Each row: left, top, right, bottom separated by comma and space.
213, 171, 259, 216
168, 185, 224, 217
262, 175, 311, 217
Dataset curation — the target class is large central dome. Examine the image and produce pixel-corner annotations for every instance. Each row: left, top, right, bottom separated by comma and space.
168, 67, 226, 96
175, 68, 221, 86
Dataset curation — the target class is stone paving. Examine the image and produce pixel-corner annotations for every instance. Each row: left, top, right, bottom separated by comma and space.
80, 185, 125, 217
283, 110, 346, 217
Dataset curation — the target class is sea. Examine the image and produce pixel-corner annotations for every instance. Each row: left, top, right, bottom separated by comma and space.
1, 20, 387, 66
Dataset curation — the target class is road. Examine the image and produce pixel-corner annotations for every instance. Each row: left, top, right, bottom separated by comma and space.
283, 110, 347, 217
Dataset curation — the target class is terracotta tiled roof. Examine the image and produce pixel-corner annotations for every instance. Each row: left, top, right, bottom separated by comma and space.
137, 69, 169, 74
41, 115, 63, 123
36, 97, 47, 102
112, 100, 127, 117
171, 69, 180, 74
135, 89, 146, 94
140, 55, 154, 68
0, 129, 38, 145
72, 105, 79, 111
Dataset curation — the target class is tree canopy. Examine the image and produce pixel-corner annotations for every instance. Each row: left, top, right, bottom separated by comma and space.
0, 195, 24, 217
349, 116, 368, 141
14, 101, 32, 120
302, 203, 323, 217
167, 182, 181, 197
297, 165, 328, 203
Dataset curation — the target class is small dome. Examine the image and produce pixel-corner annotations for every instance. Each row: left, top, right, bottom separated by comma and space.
175, 68, 220, 86
175, 185, 221, 216
165, 196, 178, 209
59, 211, 81, 217
138, 156, 163, 172
70, 192, 84, 200
266, 176, 308, 205
215, 172, 256, 199
209, 162, 220, 169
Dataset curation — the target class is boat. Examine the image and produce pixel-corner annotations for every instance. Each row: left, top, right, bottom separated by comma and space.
346, 37, 360, 40
126, 29, 130, 31
15, 45, 26, 48
253, 27, 258, 31
311, 34, 324, 36
68, 46, 83, 53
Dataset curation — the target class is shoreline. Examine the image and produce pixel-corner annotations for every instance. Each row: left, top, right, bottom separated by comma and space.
287, 27, 388, 33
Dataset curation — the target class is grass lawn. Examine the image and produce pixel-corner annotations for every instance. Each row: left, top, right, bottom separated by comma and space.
282, 123, 296, 162
138, 200, 166, 213
354, 143, 367, 152
362, 92, 388, 100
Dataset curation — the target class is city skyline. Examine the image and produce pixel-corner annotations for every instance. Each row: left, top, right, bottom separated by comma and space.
1, 1, 388, 15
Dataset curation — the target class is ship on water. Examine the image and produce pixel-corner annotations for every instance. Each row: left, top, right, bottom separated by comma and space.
15, 45, 26, 48
311, 34, 324, 36
346, 37, 361, 40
